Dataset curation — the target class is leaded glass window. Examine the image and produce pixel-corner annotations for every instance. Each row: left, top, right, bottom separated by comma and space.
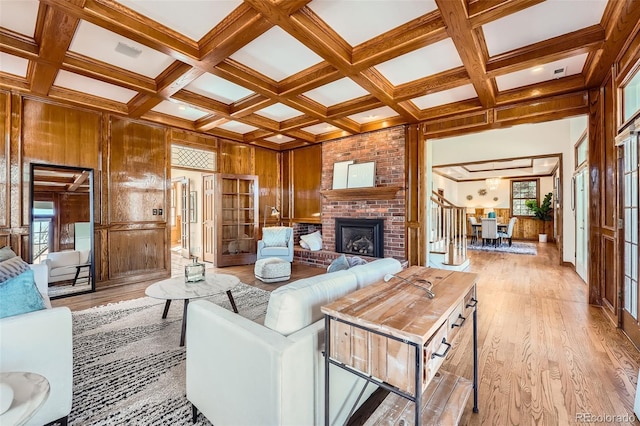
511, 180, 538, 216
171, 145, 216, 171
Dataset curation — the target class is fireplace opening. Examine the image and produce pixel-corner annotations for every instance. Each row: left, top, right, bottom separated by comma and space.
335, 218, 384, 258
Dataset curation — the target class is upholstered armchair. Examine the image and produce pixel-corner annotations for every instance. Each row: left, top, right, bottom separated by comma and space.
481, 217, 498, 247
257, 226, 294, 262
498, 217, 517, 246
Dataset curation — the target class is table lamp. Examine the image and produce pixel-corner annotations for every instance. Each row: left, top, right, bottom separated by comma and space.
263, 206, 280, 227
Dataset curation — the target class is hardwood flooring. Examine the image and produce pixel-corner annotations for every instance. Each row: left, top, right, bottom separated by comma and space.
51, 244, 640, 425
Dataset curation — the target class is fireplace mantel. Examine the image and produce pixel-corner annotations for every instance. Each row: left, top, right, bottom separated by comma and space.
320, 186, 402, 201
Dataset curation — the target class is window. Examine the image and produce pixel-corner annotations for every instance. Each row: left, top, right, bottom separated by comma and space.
511, 179, 538, 216
622, 60, 640, 123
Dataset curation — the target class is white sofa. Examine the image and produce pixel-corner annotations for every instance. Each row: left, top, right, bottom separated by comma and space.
0, 263, 73, 426
42, 249, 90, 284
186, 257, 402, 426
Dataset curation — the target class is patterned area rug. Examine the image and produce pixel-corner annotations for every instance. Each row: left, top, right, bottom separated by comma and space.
68, 282, 270, 425
467, 241, 537, 255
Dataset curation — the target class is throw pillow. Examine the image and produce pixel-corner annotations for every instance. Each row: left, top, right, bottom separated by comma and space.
0, 246, 17, 262
0, 269, 46, 319
327, 254, 350, 273
262, 227, 289, 247
299, 240, 310, 250
347, 256, 368, 267
300, 231, 322, 251
0, 256, 30, 282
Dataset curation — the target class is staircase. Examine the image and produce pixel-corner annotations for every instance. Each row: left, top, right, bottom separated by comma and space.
428, 192, 470, 271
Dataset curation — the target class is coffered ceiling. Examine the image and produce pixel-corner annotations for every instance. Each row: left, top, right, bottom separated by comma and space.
0, 0, 637, 150
434, 155, 559, 181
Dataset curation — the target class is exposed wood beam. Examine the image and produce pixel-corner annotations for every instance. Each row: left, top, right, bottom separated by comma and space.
393, 68, 470, 102
436, 0, 497, 108
468, 0, 545, 28
67, 170, 90, 191
496, 74, 585, 105
0, 29, 39, 58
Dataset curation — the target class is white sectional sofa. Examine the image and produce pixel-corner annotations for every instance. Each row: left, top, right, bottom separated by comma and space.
186, 257, 402, 426
43, 249, 90, 284
0, 263, 73, 425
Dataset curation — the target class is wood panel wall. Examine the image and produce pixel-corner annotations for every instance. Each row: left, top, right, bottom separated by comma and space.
288, 144, 322, 223
255, 148, 281, 231
0, 92, 8, 229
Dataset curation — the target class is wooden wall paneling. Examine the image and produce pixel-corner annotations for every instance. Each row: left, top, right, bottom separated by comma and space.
603, 76, 617, 231
254, 147, 280, 230
282, 150, 292, 223
588, 88, 603, 305
0, 91, 8, 229
405, 124, 420, 266
21, 98, 101, 226
9, 93, 22, 232
109, 117, 166, 223
107, 227, 167, 278
170, 128, 218, 150
57, 192, 91, 251
219, 139, 254, 175
601, 235, 618, 321
291, 144, 322, 222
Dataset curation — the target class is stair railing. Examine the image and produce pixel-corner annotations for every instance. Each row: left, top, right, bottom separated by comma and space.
430, 192, 467, 265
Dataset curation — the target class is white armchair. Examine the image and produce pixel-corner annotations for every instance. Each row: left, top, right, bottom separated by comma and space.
0, 263, 73, 426
257, 226, 294, 262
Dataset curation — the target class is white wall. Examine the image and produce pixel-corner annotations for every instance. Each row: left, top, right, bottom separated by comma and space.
429, 116, 587, 264
171, 168, 204, 258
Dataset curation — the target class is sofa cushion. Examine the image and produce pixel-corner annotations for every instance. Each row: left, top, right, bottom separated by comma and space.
347, 256, 368, 267
264, 270, 357, 336
300, 231, 322, 251
78, 249, 91, 264
347, 258, 402, 289
0, 246, 17, 262
262, 227, 290, 247
0, 256, 30, 282
0, 269, 46, 319
327, 254, 350, 273
47, 251, 80, 268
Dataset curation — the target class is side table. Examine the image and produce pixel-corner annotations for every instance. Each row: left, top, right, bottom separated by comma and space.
0, 372, 50, 426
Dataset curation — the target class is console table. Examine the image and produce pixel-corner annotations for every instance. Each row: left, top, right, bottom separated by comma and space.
321, 266, 478, 425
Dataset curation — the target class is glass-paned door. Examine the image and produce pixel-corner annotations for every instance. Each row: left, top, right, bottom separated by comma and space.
32, 218, 52, 264
621, 132, 639, 345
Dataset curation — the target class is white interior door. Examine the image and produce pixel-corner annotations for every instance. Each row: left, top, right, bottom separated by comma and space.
575, 168, 589, 283
180, 178, 190, 259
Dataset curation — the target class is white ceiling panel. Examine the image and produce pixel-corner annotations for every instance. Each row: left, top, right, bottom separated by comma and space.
69, 20, 175, 78
0, 0, 38, 37
54, 70, 138, 103
185, 73, 254, 104
308, 0, 437, 47
496, 53, 588, 91
0, 52, 29, 77
265, 135, 295, 144
230, 27, 323, 81
303, 78, 369, 107
302, 123, 336, 135
374, 39, 463, 86
152, 100, 210, 120
117, 0, 242, 41
255, 103, 304, 121
348, 106, 398, 124
483, 0, 608, 57
217, 121, 259, 134
411, 84, 477, 110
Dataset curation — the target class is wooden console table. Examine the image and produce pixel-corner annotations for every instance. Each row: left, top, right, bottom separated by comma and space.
321, 266, 479, 425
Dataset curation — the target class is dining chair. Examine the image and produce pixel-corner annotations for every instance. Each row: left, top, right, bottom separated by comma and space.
481, 218, 498, 247
498, 217, 517, 246
468, 216, 479, 243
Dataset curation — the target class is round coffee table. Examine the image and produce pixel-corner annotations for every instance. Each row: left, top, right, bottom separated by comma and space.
145, 274, 240, 346
0, 372, 50, 426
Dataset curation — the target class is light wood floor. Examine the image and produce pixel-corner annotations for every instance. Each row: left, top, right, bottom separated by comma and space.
52, 244, 640, 424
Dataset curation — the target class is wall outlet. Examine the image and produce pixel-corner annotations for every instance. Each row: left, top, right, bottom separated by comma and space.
158, 208, 163, 215
152, 209, 158, 215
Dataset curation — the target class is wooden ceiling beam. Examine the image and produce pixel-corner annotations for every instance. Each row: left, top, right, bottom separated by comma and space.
436, 0, 496, 108
468, 0, 545, 28
278, 62, 342, 96
195, 115, 230, 132
30, 5, 80, 95
67, 170, 90, 191
584, 0, 640, 88
0, 29, 39, 59
326, 96, 382, 118
48, 86, 128, 114
393, 68, 470, 102
486, 25, 605, 77
496, 74, 585, 105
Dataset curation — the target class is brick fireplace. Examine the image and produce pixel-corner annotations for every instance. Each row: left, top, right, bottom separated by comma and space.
294, 126, 406, 266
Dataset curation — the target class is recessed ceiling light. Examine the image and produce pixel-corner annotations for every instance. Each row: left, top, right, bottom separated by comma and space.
531, 66, 544, 73
115, 42, 142, 59
276, 134, 283, 139
178, 104, 187, 111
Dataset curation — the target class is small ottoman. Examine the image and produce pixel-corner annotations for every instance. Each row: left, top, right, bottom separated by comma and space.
254, 258, 291, 283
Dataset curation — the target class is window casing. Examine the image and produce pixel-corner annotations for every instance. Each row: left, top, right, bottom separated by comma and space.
511, 179, 539, 216
622, 60, 640, 124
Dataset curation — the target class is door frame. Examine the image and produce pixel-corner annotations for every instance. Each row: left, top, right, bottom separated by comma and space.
171, 176, 190, 259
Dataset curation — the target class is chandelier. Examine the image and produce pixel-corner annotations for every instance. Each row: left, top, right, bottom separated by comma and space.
485, 177, 501, 191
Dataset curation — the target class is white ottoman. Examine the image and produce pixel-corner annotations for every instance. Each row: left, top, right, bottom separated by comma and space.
254, 258, 291, 283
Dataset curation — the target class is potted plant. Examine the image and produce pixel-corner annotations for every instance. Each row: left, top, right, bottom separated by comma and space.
525, 192, 553, 242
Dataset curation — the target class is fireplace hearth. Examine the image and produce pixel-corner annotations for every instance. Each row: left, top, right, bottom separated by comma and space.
335, 218, 384, 258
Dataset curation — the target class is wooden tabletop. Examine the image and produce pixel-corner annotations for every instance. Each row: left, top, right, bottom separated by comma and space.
321, 266, 478, 345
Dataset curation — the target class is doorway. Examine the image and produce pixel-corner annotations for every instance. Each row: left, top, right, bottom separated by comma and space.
574, 167, 589, 283
171, 177, 190, 259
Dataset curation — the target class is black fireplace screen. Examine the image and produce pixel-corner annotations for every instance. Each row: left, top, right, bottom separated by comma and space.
335, 218, 384, 258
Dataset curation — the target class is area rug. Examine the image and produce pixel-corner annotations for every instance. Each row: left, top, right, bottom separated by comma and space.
467, 241, 537, 255
67, 282, 270, 425
48, 280, 92, 298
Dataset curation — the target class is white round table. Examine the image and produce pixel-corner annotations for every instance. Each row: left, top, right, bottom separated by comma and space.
145, 274, 240, 346
0, 372, 50, 426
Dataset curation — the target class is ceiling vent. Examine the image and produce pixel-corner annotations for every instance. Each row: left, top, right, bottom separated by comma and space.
552, 67, 566, 79
115, 42, 142, 59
